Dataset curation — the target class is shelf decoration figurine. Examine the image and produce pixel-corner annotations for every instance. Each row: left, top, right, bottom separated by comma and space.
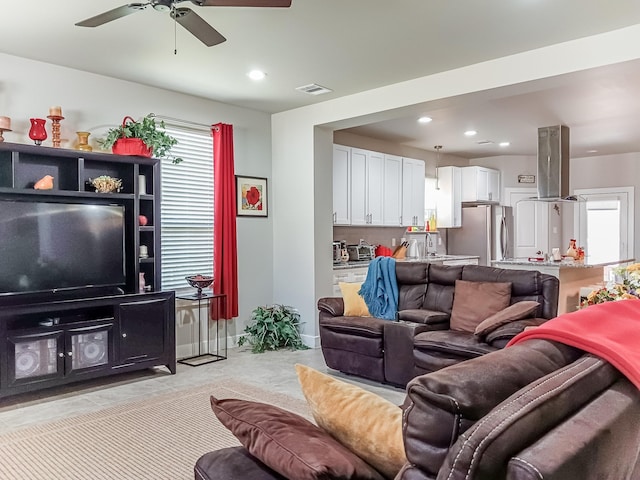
34, 175, 54, 190
47, 106, 64, 148
28, 118, 47, 145
0, 116, 12, 143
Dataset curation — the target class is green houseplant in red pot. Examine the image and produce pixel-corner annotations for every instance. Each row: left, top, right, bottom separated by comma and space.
99, 114, 182, 164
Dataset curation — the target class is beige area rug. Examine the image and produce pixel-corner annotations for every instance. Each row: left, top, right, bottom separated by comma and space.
0, 380, 311, 480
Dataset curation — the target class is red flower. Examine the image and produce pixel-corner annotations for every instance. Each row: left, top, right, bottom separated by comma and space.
246, 186, 261, 206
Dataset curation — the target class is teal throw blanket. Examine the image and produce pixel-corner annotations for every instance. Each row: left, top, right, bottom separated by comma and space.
358, 257, 398, 320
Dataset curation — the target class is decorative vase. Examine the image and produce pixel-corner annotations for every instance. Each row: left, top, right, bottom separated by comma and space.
75, 131, 93, 151
139, 272, 146, 293
28, 118, 47, 145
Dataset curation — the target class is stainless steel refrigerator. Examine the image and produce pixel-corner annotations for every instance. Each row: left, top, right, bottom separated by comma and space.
447, 205, 514, 266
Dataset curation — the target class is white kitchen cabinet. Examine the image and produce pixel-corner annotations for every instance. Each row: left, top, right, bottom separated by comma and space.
401, 157, 426, 227
350, 148, 384, 225
461, 166, 500, 203
383, 154, 403, 226
332, 145, 351, 225
488, 169, 500, 203
436, 166, 462, 228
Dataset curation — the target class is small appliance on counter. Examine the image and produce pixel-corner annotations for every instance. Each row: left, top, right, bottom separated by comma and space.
333, 240, 349, 264
346, 241, 375, 262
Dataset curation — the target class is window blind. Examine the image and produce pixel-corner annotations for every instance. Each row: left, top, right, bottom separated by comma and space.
160, 125, 214, 292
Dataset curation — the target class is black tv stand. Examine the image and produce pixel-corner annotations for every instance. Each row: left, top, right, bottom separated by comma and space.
0, 291, 176, 399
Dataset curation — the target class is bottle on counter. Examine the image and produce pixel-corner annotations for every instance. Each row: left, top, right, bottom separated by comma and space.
566, 239, 578, 259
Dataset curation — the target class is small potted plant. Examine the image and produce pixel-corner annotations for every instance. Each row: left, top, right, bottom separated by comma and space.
99, 114, 182, 164
238, 304, 309, 353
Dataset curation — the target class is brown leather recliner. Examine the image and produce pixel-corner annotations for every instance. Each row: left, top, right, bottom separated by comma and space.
318, 263, 559, 387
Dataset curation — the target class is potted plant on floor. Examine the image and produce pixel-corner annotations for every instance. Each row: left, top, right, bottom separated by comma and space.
238, 304, 309, 353
99, 114, 183, 164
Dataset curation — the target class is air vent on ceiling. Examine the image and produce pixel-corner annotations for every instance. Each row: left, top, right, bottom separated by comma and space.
475, 140, 494, 145
295, 83, 333, 95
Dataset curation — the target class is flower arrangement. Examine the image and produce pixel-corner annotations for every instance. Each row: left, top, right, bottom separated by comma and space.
580, 263, 640, 307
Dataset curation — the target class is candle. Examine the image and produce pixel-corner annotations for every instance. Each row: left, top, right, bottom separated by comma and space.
49, 106, 62, 117
0, 116, 10, 130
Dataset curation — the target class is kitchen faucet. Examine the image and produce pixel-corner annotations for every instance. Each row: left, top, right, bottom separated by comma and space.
426, 232, 435, 255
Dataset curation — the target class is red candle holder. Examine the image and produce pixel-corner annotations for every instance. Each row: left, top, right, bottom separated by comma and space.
28, 118, 47, 146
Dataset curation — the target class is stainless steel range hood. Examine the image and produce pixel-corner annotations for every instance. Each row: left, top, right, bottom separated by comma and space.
536, 125, 571, 200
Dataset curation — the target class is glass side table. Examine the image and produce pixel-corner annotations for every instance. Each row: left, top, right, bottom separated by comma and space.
176, 291, 227, 366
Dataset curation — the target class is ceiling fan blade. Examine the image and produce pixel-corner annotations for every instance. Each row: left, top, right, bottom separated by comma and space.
75, 3, 149, 27
171, 8, 227, 47
198, 0, 291, 7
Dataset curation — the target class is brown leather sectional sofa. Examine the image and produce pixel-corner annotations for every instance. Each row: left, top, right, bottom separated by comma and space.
195, 339, 640, 479
318, 263, 559, 387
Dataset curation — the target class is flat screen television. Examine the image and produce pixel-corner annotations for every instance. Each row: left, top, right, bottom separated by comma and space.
0, 200, 126, 296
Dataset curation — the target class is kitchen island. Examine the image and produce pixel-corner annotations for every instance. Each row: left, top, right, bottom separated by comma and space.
493, 258, 635, 314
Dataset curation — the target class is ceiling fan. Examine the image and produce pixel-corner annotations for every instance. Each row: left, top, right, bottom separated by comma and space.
75, 0, 292, 47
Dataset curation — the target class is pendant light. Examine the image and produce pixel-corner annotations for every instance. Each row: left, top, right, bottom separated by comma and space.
434, 145, 442, 190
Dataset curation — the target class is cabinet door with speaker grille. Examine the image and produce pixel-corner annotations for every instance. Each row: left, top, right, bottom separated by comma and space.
66, 323, 114, 377
7, 330, 64, 387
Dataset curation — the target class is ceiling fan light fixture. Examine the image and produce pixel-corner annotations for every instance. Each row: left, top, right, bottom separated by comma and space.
153, 0, 173, 11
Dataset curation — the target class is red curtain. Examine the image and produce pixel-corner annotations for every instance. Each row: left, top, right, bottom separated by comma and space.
210, 123, 238, 320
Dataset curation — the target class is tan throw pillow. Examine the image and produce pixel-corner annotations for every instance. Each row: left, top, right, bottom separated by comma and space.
210, 396, 384, 480
340, 282, 371, 317
295, 364, 405, 479
450, 280, 512, 333
474, 301, 540, 337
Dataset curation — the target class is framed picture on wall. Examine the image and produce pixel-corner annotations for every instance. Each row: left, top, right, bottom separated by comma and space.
236, 175, 268, 217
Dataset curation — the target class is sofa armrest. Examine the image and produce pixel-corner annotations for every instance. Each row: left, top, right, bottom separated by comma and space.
485, 317, 547, 347
397, 309, 449, 326
401, 340, 584, 479
317, 297, 344, 317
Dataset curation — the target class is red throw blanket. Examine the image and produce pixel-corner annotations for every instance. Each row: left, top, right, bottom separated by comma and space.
507, 299, 640, 389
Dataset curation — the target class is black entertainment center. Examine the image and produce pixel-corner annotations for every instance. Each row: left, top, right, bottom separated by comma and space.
0, 142, 176, 399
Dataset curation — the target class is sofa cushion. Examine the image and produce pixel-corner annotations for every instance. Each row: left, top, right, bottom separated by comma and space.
340, 282, 371, 317
195, 447, 286, 480
474, 301, 540, 337
397, 309, 449, 324
296, 364, 405, 479
414, 330, 498, 358
450, 280, 511, 332
210, 396, 384, 480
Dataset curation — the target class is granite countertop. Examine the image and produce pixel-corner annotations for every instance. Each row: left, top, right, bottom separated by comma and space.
492, 258, 635, 269
333, 255, 479, 270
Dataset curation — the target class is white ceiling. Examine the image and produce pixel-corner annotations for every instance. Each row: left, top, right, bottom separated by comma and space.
2, 1, 640, 157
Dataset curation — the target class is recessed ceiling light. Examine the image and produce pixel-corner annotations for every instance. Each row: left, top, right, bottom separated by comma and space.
418, 116, 432, 124
247, 70, 266, 81
587, 149, 598, 153
499, 142, 510, 147
464, 130, 477, 136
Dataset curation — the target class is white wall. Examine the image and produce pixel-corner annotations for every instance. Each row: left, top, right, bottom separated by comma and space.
272, 24, 640, 346
0, 53, 272, 351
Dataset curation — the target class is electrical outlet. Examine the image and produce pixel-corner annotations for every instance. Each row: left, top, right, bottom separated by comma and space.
391, 238, 397, 247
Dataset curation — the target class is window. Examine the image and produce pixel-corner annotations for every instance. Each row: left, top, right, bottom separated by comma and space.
160, 125, 214, 292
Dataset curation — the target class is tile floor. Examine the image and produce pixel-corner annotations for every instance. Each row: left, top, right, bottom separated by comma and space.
0, 347, 406, 434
